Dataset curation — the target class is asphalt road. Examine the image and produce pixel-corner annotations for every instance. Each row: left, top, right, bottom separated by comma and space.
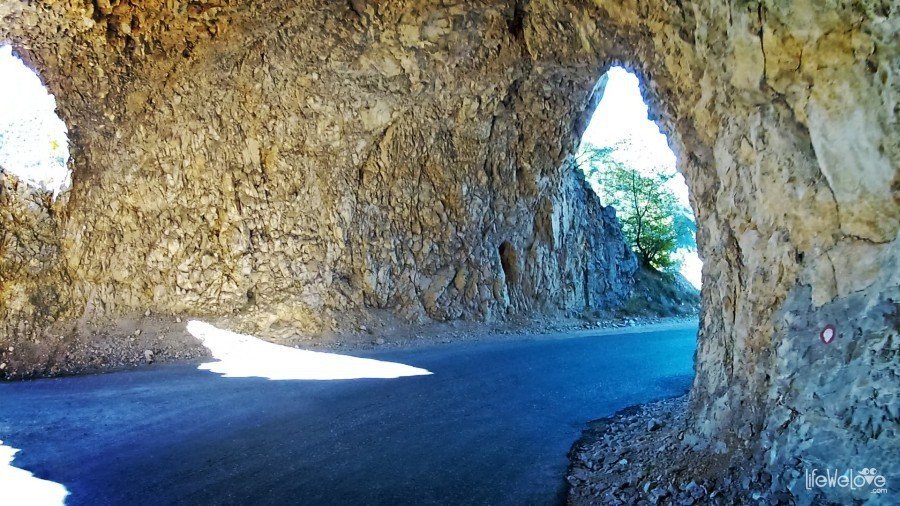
0, 322, 697, 505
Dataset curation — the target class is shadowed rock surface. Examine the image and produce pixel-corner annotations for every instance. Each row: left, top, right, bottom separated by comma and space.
1, 2, 639, 372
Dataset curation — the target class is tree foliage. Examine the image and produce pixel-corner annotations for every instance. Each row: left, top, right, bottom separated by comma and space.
574, 141, 695, 271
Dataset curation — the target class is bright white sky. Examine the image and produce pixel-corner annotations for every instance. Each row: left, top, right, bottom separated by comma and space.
0, 45, 70, 195
581, 67, 690, 208
581, 67, 702, 287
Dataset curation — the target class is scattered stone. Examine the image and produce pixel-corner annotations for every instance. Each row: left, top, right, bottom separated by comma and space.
684, 481, 706, 500
567, 396, 752, 505
373, 337, 385, 345
758, 471, 772, 488
143, 349, 154, 362
648, 486, 667, 503
571, 468, 591, 481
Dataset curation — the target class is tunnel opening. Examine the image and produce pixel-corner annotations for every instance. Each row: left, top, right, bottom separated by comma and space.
0, 45, 71, 197
574, 66, 702, 315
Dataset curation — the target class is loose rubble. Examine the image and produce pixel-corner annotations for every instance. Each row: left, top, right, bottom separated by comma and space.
567, 397, 792, 505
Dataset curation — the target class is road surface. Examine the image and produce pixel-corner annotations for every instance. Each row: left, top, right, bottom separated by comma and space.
0, 322, 697, 505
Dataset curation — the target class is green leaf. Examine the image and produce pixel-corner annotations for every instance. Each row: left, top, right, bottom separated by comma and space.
574, 140, 689, 272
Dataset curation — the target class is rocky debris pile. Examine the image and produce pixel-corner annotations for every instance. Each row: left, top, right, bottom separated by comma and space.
567, 396, 791, 505
0, 315, 208, 380
622, 266, 700, 318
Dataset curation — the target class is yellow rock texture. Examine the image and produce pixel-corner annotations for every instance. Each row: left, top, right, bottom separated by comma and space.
1, 1, 897, 500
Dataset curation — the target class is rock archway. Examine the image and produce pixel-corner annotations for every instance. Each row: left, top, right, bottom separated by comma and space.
1, 0, 896, 500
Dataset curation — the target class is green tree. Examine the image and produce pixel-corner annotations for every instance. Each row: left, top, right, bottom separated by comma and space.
574, 142, 689, 271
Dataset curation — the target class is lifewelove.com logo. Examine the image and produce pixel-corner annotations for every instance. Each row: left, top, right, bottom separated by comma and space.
805, 468, 888, 494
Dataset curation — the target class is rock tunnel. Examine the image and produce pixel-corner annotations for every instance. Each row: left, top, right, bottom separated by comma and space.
1, 0, 897, 500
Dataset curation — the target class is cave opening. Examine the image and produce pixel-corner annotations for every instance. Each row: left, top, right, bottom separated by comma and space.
0, 45, 71, 197
575, 66, 703, 294
498, 241, 519, 287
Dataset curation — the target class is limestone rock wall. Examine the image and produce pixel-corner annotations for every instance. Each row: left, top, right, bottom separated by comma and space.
0, 170, 71, 374
0, 0, 897, 501
0, 1, 637, 370
676, 3, 899, 501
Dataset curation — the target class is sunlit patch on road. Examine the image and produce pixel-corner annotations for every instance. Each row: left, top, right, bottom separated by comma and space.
0, 440, 69, 506
187, 320, 432, 380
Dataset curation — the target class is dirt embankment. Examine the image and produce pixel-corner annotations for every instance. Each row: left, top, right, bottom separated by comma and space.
621, 266, 700, 318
